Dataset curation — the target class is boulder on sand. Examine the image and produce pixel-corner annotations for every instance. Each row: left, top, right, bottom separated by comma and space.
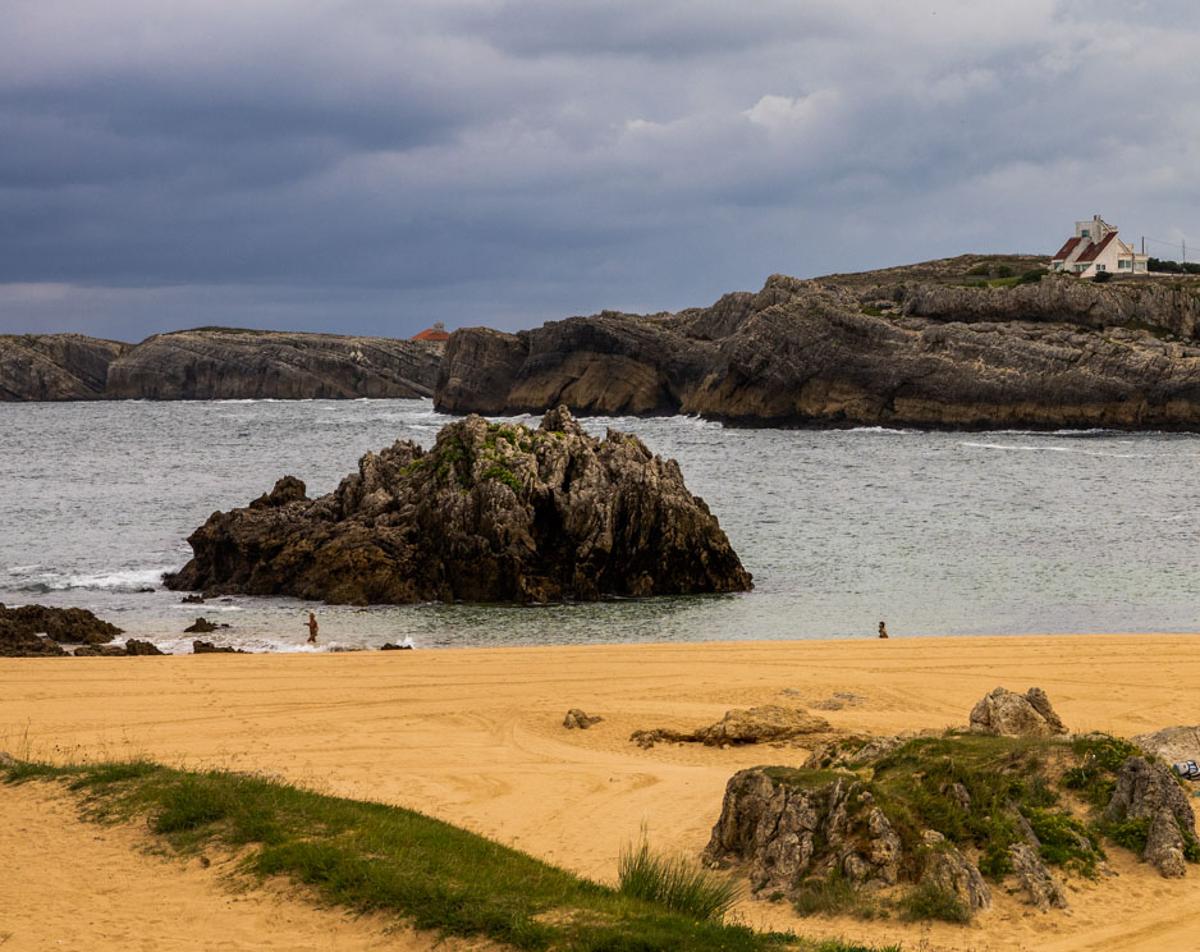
632, 705, 831, 749
165, 407, 752, 606
969, 686, 1067, 737
563, 709, 603, 730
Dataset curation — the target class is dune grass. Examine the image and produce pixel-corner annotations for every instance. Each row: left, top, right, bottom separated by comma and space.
617, 834, 741, 923
1, 758, 898, 952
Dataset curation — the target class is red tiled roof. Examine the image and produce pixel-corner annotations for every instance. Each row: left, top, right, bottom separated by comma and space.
412, 327, 450, 342
1076, 231, 1116, 263
1052, 237, 1082, 260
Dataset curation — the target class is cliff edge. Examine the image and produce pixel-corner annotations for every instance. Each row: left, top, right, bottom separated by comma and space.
436, 262, 1200, 430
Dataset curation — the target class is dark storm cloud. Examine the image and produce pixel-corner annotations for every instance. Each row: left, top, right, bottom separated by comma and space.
1, 0, 1198, 338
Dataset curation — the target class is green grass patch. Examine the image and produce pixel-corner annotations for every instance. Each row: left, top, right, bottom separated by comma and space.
897, 882, 969, 924
617, 836, 741, 923
1023, 808, 1102, 876
481, 464, 523, 494
1063, 735, 1140, 808
1, 758, 896, 952
792, 872, 880, 920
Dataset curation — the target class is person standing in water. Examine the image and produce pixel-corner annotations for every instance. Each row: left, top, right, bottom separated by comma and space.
878, 621, 889, 639
306, 611, 319, 645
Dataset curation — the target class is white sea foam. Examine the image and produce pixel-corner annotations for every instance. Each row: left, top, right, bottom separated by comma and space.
959, 442, 1145, 459
13, 566, 171, 593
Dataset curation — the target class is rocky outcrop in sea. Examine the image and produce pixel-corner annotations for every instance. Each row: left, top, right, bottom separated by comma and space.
165, 406, 752, 605
437, 266, 1200, 430
0, 604, 123, 656
0, 328, 441, 401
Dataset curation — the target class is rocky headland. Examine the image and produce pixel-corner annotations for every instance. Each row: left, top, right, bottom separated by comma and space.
0, 327, 441, 401
0, 334, 128, 401
165, 406, 751, 604
437, 258, 1200, 430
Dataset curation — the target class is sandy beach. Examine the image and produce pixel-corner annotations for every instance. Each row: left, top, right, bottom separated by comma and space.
4, 633, 1200, 951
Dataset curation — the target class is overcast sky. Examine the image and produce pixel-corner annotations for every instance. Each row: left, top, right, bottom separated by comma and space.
1, 0, 1197, 341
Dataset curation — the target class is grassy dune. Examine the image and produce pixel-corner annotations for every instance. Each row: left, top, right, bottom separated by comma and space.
1, 759, 897, 952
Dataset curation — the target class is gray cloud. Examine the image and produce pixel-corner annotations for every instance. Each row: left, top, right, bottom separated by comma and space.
1, 0, 1198, 340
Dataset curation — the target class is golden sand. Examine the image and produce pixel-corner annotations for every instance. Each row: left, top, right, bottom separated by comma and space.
3, 633, 1199, 951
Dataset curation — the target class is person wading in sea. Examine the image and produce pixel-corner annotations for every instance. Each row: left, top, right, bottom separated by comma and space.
878, 621, 889, 639
306, 611, 319, 645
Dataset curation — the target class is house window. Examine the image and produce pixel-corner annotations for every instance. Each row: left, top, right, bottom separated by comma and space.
1082, 229, 1091, 238
1118, 259, 1130, 269
1097, 264, 1106, 272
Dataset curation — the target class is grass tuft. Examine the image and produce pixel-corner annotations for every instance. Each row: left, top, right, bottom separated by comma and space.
617, 836, 741, 923
898, 881, 970, 924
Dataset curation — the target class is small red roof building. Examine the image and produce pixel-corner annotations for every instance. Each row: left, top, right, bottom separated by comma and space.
1050, 216, 1147, 277
412, 322, 450, 342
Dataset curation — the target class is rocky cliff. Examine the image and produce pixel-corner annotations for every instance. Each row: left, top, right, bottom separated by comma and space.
0, 334, 128, 400
104, 328, 440, 400
165, 406, 751, 604
0, 328, 441, 401
437, 264, 1200, 430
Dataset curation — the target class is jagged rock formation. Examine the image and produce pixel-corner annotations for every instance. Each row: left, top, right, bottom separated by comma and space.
1105, 756, 1197, 877
704, 769, 909, 893
1008, 842, 1068, 910
437, 267, 1200, 430
0, 328, 440, 401
0, 604, 122, 656
632, 705, 831, 749
104, 328, 440, 400
166, 407, 751, 605
0, 334, 128, 401
702, 726, 1197, 922
969, 686, 1067, 737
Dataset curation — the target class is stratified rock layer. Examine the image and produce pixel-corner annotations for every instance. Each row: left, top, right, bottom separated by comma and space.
165, 407, 751, 605
105, 328, 440, 400
0, 328, 440, 401
437, 270, 1200, 430
0, 334, 128, 401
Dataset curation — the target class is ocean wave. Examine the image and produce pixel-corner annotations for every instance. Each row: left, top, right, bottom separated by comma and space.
959, 441, 1146, 459
845, 426, 914, 435
9, 566, 172, 593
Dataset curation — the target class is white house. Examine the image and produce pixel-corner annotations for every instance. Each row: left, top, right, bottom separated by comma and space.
1050, 215, 1149, 277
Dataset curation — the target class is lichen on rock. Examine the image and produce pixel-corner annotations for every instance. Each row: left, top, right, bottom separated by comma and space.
165, 406, 752, 606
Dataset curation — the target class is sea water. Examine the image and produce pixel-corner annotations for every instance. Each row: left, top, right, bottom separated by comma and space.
2, 399, 1198, 651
